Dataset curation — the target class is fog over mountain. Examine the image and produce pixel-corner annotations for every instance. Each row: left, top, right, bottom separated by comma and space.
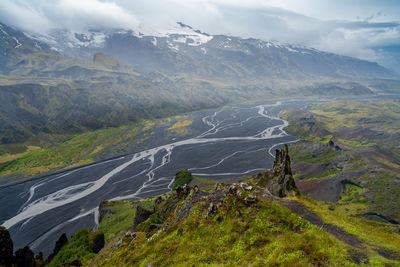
1, 0, 400, 73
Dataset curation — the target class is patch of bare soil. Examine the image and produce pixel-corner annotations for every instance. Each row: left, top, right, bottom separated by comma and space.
296, 168, 368, 202
296, 176, 344, 202
293, 162, 331, 180
375, 247, 400, 261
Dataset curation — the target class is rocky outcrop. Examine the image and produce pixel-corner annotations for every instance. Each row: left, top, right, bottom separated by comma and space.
133, 205, 153, 230
268, 145, 299, 197
253, 144, 299, 197
0, 226, 45, 267
0, 226, 14, 266
57, 259, 82, 266
99, 199, 116, 222
15, 246, 34, 267
88, 230, 105, 253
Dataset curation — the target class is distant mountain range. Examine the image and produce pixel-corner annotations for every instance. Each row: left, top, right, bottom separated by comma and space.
0, 21, 399, 145
19, 21, 397, 80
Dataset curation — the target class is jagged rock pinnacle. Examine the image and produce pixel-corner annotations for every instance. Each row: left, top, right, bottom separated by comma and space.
269, 144, 299, 197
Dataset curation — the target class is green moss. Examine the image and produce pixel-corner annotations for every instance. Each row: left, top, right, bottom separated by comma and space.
95, 197, 354, 266
172, 170, 193, 190
98, 200, 137, 241
48, 229, 95, 267
136, 212, 163, 232
305, 167, 342, 180
298, 196, 400, 263
291, 148, 340, 164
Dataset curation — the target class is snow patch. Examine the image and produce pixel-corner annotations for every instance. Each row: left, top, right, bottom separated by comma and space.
173, 36, 187, 44
286, 46, 299, 53
151, 37, 157, 46
167, 40, 179, 52
12, 37, 21, 48
0, 25, 9, 36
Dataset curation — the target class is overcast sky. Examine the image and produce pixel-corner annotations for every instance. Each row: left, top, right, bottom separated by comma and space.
1, 0, 400, 72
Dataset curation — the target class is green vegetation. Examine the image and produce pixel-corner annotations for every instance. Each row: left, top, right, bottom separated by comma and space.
189, 176, 217, 192
302, 167, 342, 181
48, 229, 96, 267
167, 119, 193, 136
0, 113, 197, 181
0, 127, 121, 179
136, 213, 163, 232
291, 147, 340, 164
94, 193, 356, 266
282, 99, 400, 222
297, 196, 400, 266
88, 230, 105, 254
172, 170, 193, 190
98, 200, 137, 242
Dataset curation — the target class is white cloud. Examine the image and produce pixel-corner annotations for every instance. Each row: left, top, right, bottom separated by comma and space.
53, 0, 139, 30
0, 0, 139, 32
0, 0, 52, 32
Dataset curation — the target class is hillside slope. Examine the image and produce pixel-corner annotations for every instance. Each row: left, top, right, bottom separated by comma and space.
38, 146, 400, 266
281, 99, 400, 223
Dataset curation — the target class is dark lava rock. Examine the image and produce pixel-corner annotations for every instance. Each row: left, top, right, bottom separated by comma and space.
15, 246, 34, 267
268, 144, 299, 197
204, 202, 218, 218
99, 199, 116, 222
176, 184, 192, 199
133, 205, 153, 230
58, 259, 82, 266
34, 252, 44, 267
88, 230, 105, 253
172, 185, 208, 224
244, 194, 257, 205
0, 226, 14, 266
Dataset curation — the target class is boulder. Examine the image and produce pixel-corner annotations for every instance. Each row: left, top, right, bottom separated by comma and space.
15, 246, 34, 267
0, 226, 14, 266
133, 205, 153, 230
88, 230, 105, 253
176, 184, 192, 199
204, 202, 218, 218
34, 252, 44, 267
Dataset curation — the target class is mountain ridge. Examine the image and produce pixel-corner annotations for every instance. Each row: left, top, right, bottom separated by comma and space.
3, 21, 396, 80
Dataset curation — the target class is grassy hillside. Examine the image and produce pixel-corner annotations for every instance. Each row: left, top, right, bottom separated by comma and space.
55, 177, 400, 266
281, 98, 400, 222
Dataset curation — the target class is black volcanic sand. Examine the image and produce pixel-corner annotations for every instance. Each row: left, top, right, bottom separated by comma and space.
0, 100, 316, 256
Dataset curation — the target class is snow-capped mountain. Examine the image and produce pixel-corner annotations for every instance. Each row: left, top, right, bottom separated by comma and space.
1, 21, 396, 80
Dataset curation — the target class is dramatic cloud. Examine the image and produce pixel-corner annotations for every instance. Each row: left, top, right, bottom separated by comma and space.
0, 0, 399, 72
0, 0, 139, 32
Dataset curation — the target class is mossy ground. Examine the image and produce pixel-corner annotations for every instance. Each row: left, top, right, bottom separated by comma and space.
94, 196, 355, 267
48, 229, 96, 267
296, 195, 400, 266
98, 200, 137, 242
171, 170, 193, 190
